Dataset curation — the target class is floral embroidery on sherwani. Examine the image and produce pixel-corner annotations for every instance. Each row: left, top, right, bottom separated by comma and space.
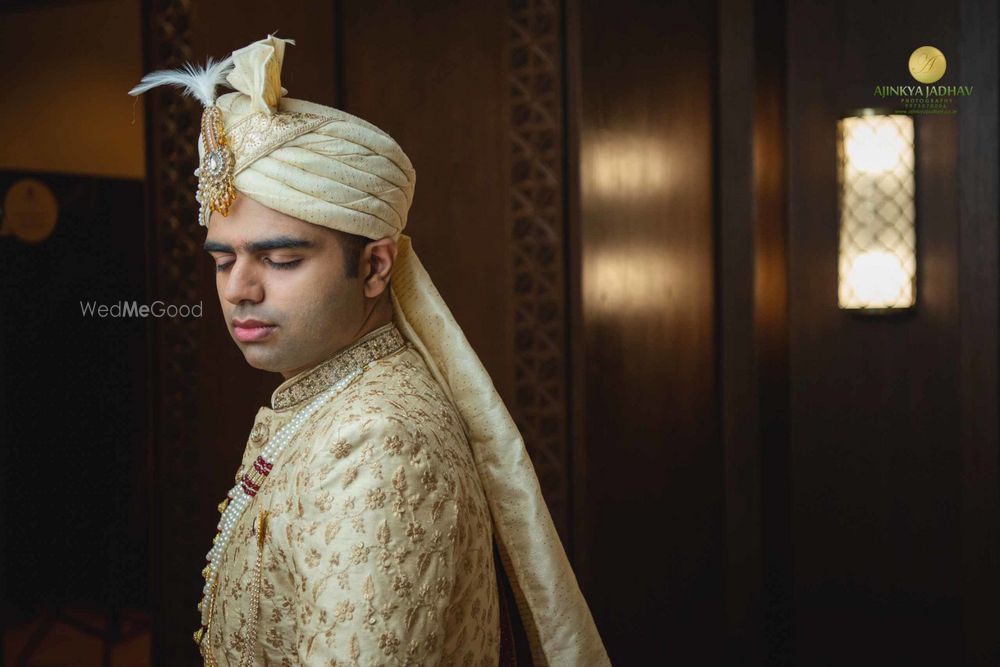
205, 335, 500, 666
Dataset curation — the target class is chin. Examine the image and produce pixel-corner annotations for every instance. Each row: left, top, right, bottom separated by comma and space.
237, 344, 290, 374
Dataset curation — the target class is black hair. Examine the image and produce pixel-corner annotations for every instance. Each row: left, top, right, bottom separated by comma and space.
329, 228, 373, 279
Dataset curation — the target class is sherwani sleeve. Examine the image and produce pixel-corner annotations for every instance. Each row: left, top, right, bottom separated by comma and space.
279, 413, 466, 665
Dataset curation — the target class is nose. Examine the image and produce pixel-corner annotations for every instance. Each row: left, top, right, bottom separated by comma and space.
221, 256, 264, 306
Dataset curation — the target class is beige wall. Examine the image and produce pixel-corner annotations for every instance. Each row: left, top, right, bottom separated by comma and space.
0, 0, 145, 179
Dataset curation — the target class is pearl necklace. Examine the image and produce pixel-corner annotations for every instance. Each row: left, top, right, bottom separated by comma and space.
195, 366, 364, 636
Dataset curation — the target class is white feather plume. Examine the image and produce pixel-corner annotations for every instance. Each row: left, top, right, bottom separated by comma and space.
128, 55, 235, 108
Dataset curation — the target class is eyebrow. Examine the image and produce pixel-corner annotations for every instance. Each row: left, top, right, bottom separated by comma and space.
203, 236, 315, 253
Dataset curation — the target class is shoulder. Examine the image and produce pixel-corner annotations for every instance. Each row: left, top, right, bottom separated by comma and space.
361, 342, 454, 406
327, 342, 466, 443
292, 342, 473, 488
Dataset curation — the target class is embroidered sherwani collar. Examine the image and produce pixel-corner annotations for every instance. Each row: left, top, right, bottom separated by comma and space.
270, 322, 406, 411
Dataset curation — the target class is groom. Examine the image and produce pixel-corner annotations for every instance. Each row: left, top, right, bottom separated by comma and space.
132, 34, 609, 666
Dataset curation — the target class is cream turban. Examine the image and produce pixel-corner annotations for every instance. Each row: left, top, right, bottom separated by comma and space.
194, 37, 414, 241
132, 34, 610, 667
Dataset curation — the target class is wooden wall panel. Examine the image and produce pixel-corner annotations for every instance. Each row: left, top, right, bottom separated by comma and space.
717, 0, 790, 663
956, 0, 999, 662
786, 1, 977, 664
337, 0, 513, 405
573, 1, 722, 664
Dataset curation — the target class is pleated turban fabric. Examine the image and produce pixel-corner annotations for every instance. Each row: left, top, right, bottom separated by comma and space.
199, 36, 415, 242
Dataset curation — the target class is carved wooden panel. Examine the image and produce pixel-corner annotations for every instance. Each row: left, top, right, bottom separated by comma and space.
144, 1, 204, 663
506, 0, 569, 540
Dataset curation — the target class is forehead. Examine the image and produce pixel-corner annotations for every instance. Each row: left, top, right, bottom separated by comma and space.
205, 194, 324, 242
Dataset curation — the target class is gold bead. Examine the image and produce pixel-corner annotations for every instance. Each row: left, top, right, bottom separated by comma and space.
193, 626, 204, 645
217, 498, 229, 513
202, 564, 212, 580
250, 421, 269, 444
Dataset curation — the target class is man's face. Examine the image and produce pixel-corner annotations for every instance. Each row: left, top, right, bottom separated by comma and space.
203, 194, 367, 377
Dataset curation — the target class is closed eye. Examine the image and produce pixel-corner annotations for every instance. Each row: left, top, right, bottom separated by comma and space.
263, 257, 302, 270
212, 255, 236, 272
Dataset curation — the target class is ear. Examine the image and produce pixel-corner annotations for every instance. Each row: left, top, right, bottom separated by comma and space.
363, 237, 398, 299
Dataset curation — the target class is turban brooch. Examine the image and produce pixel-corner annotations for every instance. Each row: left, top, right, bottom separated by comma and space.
128, 42, 244, 226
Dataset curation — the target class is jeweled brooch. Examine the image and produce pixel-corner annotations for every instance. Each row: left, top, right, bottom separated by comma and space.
194, 105, 237, 227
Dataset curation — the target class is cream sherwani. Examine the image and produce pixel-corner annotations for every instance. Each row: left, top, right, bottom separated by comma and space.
202, 322, 500, 666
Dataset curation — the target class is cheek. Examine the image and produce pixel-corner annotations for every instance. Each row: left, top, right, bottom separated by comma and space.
215, 274, 230, 306
270, 263, 357, 318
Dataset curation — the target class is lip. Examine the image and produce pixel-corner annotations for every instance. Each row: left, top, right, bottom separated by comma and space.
232, 318, 277, 343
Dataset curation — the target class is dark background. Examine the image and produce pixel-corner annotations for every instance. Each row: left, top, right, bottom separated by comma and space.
1, 0, 997, 665
1, 172, 148, 610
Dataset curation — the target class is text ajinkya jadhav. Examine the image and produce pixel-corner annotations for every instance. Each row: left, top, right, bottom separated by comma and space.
875, 85, 973, 98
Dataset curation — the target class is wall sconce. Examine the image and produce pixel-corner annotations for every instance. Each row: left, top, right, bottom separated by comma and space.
837, 109, 916, 312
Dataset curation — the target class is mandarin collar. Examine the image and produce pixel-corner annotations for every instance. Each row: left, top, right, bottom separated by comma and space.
269, 321, 406, 411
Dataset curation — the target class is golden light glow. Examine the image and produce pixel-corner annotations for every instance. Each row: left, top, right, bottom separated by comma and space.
840, 250, 912, 309
837, 112, 916, 311
583, 131, 675, 200
582, 242, 682, 320
843, 121, 909, 174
